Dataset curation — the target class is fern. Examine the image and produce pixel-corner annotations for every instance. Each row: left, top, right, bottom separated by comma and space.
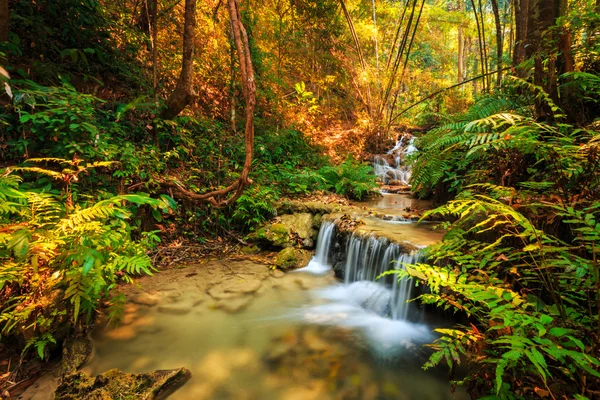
0, 165, 172, 355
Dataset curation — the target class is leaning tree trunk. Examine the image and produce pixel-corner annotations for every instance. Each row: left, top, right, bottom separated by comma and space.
0, 0, 8, 43
161, 0, 256, 207
161, 0, 197, 120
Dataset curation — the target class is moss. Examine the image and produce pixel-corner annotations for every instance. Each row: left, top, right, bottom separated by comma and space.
55, 368, 191, 400
275, 248, 312, 271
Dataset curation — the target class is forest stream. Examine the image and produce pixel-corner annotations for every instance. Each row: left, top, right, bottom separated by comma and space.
65, 194, 468, 400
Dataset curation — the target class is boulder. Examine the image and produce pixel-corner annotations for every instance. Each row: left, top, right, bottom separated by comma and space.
274, 248, 312, 271
279, 213, 318, 248
60, 335, 93, 376
55, 368, 191, 400
246, 223, 291, 248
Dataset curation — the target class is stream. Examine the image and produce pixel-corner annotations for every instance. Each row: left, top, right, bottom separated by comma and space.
80, 193, 467, 399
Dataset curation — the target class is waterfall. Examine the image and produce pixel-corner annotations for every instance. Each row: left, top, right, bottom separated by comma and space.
299, 221, 422, 323
295, 221, 336, 274
298, 221, 432, 354
341, 233, 421, 322
373, 135, 416, 186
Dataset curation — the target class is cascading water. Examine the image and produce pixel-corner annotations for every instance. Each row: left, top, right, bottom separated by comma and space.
297, 219, 431, 355
373, 135, 417, 186
298, 221, 336, 275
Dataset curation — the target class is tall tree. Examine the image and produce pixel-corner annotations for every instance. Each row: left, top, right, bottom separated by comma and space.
161, 0, 197, 120
164, 0, 256, 207
512, 0, 530, 74
490, 0, 503, 86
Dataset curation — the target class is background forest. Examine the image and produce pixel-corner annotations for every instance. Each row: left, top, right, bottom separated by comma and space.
1, 0, 600, 398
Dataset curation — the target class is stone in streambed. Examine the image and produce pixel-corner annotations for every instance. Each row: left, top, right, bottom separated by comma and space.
131, 293, 159, 307
207, 277, 262, 300
270, 269, 285, 278
55, 367, 191, 400
274, 248, 312, 271
157, 305, 191, 315
216, 297, 253, 313
60, 335, 93, 376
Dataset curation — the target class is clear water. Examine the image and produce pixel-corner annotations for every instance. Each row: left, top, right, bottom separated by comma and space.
83, 194, 466, 399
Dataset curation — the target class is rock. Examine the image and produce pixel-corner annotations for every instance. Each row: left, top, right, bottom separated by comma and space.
17, 372, 59, 400
240, 245, 261, 254
138, 325, 162, 335
274, 248, 312, 271
61, 335, 93, 376
279, 213, 318, 248
246, 223, 291, 248
269, 269, 285, 278
131, 293, 159, 307
157, 305, 191, 315
276, 201, 342, 215
207, 277, 262, 300
216, 297, 252, 313
55, 367, 191, 400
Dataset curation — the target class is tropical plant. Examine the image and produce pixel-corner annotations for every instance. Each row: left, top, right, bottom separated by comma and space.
0, 162, 173, 359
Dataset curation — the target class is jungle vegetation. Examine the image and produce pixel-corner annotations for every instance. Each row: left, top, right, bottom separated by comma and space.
0, 0, 600, 398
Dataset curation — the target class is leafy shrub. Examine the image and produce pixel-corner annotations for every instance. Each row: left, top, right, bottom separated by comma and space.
0, 164, 172, 359
318, 157, 378, 200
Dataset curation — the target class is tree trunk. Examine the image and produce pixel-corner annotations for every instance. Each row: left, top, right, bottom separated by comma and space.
163, 0, 256, 207
513, 0, 530, 75
161, 0, 197, 120
458, 26, 464, 83
469, 0, 486, 92
490, 0, 503, 86
0, 0, 8, 43
150, 0, 158, 96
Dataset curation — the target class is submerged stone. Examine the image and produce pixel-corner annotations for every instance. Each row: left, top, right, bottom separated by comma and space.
207, 277, 262, 300
55, 367, 191, 400
157, 305, 192, 315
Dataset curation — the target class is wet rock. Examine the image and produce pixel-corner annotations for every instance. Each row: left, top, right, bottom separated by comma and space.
216, 297, 252, 313
274, 248, 312, 271
270, 269, 285, 278
131, 293, 159, 307
157, 305, 191, 315
60, 335, 93, 376
17, 372, 59, 400
240, 245, 261, 254
207, 277, 262, 300
276, 201, 342, 215
55, 367, 191, 400
246, 223, 291, 248
138, 325, 162, 335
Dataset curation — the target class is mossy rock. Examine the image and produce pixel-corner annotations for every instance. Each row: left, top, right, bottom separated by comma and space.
275, 248, 312, 271
277, 201, 342, 215
60, 335, 93, 376
240, 245, 261, 254
55, 367, 191, 400
246, 223, 291, 248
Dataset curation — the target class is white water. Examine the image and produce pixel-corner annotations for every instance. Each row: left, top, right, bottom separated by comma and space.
296, 219, 432, 356
295, 220, 336, 275
373, 135, 416, 186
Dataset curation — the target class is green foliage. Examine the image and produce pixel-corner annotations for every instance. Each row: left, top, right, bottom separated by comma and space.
0, 163, 172, 359
317, 158, 378, 200
232, 185, 278, 227
2, 0, 146, 87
